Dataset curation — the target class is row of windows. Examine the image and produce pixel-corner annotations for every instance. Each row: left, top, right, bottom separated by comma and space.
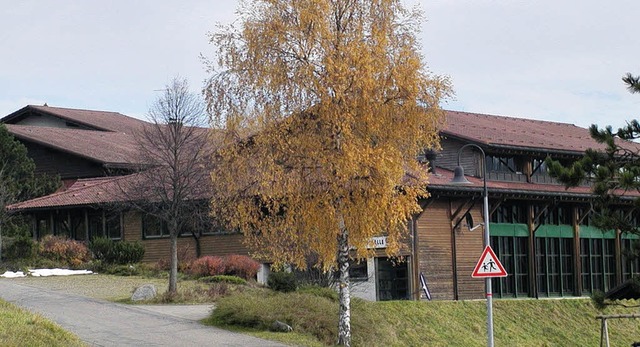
35, 210, 227, 240
483, 155, 570, 176
35, 210, 121, 240
491, 235, 633, 298
142, 214, 228, 239
490, 204, 574, 225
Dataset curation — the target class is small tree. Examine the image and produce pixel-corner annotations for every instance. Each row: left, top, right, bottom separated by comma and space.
205, 1, 450, 345
124, 77, 211, 294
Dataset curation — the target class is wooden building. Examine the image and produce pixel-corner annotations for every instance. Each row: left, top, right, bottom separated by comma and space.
4, 105, 640, 301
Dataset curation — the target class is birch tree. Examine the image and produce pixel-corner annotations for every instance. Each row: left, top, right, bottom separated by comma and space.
205, 1, 450, 345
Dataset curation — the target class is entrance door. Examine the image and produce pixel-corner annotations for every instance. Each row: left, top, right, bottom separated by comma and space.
376, 257, 410, 300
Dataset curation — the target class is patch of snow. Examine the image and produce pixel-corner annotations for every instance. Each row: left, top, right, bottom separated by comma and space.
29, 268, 93, 277
0, 271, 27, 278
0, 268, 94, 278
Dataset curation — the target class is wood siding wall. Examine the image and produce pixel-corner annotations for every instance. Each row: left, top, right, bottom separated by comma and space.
122, 211, 251, 263
453, 202, 485, 300
438, 138, 481, 176
24, 141, 105, 179
416, 199, 486, 300
416, 200, 455, 300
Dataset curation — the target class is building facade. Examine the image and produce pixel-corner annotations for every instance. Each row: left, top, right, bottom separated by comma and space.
4, 105, 639, 301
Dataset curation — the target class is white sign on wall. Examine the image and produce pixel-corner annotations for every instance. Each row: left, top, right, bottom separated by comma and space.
367, 236, 387, 249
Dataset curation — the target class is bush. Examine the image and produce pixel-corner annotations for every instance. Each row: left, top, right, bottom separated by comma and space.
199, 275, 247, 285
88, 237, 145, 265
3, 236, 37, 261
268, 271, 297, 292
38, 235, 91, 267
111, 241, 145, 264
185, 254, 260, 280
187, 256, 225, 277
224, 255, 260, 279
88, 237, 112, 261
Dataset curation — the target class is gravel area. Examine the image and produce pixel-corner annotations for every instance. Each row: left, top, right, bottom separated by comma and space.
1, 274, 170, 301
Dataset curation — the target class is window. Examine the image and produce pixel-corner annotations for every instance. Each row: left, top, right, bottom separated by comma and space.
68, 210, 86, 240
491, 203, 527, 224
105, 212, 122, 240
88, 211, 121, 240
531, 158, 547, 176
142, 215, 168, 238
349, 260, 368, 281
88, 211, 103, 239
35, 213, 52, 238
491, 236, 530, 298
536, 236, 574, 296
485, 155, 522, 174
535, 205, 572, 225
580, 229, 616, 294
180, 216, 232, 237
622, 237, 640, 281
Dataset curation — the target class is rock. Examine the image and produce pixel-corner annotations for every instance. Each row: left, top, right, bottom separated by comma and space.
270, 320, 293, 332
131, 284, 157, 302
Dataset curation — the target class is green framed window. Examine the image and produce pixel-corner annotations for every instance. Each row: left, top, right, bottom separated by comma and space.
536, 235, 574, 296
621, 234, 639, 281
491, 235, 530, 298
491, 223, 530, 298
535, 225, 574, 297
580, 226, 616, 294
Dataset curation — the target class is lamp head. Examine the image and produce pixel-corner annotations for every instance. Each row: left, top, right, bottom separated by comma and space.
450, 166, 472, 185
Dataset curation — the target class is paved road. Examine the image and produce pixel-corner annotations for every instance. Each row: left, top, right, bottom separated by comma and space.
0, 280, 287, 347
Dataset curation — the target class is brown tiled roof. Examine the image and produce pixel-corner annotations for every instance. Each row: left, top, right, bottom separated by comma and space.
7, 171, 213, 212
7, 176, 133, 211
428, 167, 640, 199
6, 124, 142, 167
1, 105, 149, 133
9, 167, 625, 213
442, 110, 640, 154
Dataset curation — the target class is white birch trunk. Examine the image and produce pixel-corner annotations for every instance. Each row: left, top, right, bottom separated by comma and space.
337, 217, 351, 346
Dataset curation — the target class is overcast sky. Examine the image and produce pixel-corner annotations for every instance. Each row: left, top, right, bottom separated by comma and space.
2, 1, 639, 129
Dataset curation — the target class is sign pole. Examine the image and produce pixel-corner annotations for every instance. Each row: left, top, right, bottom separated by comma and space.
483, 189, 494, 347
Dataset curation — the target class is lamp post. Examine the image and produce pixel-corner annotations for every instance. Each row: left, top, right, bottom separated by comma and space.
451, 143, 494, 347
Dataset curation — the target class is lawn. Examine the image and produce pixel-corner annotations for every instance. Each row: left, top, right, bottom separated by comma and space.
0, 299, 85, 347
8, 274, 640, 346
207, 290, 640, 347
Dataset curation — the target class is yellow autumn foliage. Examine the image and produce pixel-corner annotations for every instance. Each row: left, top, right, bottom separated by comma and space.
206, 0, 451, 271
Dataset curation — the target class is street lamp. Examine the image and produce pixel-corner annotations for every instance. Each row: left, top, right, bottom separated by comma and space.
451, 143, 494, 347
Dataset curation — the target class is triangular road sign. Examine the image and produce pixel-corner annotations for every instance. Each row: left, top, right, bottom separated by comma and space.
472, 245, 508, 278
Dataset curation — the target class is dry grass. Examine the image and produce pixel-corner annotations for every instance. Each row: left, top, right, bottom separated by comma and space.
6, 275, 171, 301
0, 299, 86, 347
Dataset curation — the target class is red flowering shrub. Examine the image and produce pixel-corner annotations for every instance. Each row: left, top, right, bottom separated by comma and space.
187, 256, 226, 277
38, 235, 91, 267
185, 254, 260, 280
224, 254, 260, 279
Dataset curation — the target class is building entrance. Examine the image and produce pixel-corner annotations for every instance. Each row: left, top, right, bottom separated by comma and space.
376, 257, 410, 300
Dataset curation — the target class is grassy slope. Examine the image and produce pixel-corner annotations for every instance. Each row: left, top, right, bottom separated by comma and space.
374, 299, 640, 347
0, 299, 85, 347
209, 291, 640, 347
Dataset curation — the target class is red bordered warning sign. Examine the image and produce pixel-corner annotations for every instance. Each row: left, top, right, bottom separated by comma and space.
472, 245, 508, 278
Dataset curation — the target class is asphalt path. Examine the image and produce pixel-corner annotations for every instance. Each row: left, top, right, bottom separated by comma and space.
0, 280, 287, 347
